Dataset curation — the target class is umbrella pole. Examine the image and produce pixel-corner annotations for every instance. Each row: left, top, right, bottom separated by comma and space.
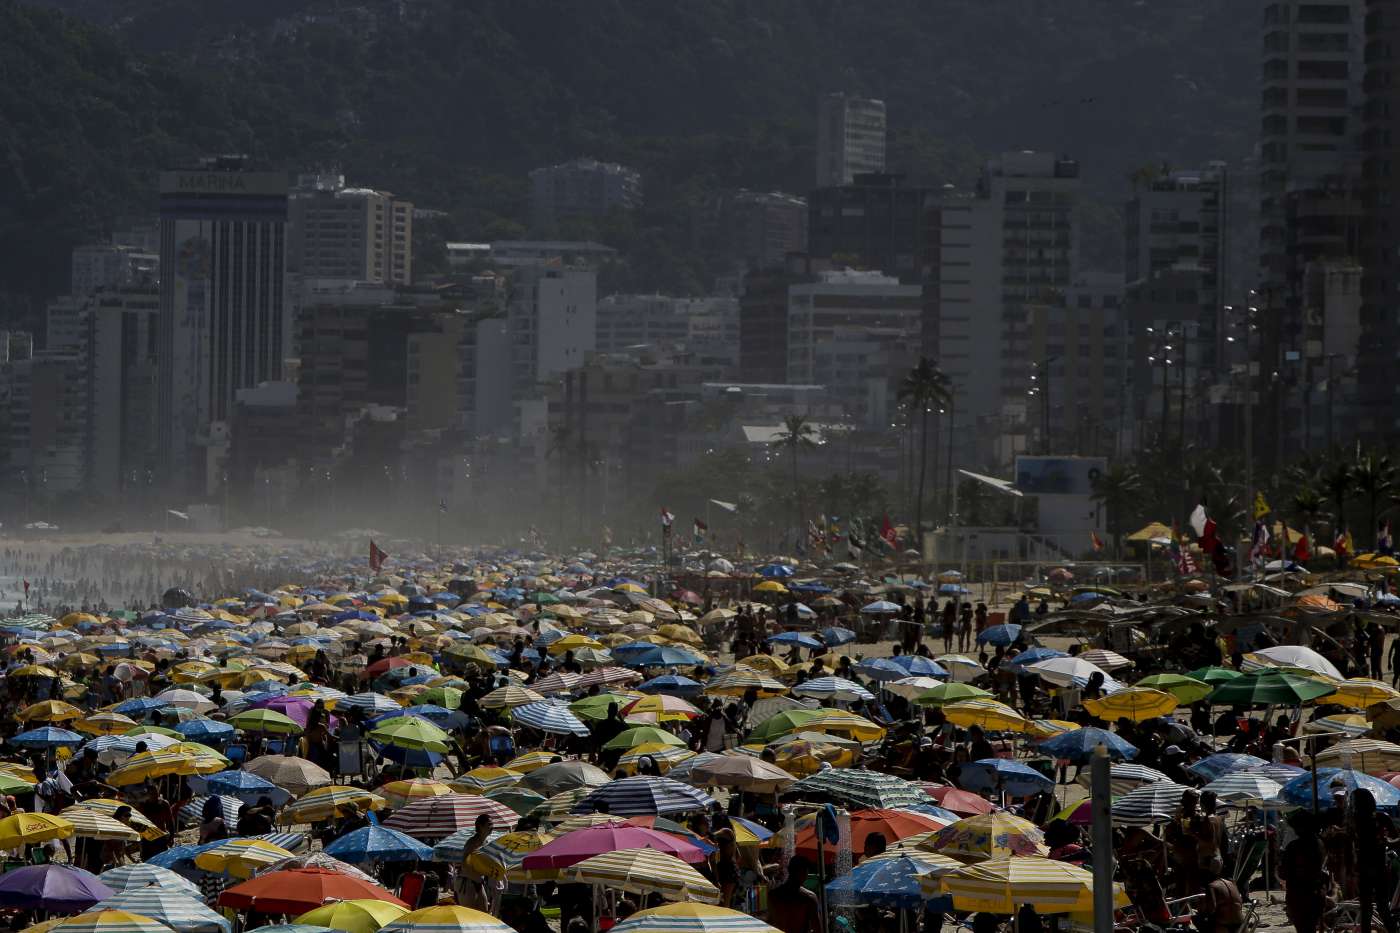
817, 832, 829, 933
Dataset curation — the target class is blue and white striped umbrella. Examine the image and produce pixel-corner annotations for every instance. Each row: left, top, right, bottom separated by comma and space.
98, 864, 203, 898
1186, 753, 1268, 782
572, 775, 716, 816
1200, 773, 1284, 806
179, 795, 243, 830
512, 700, 590, 737
792, 677, 874, 703
96, 886, 232, 933
431, 828, 504, 862
199, 770, 290, 805
324, 823, 435, 863
82, 735, 142, 766
1238, 763, 1307, 785
337, 693, 401, 716
1111, 781, 1191, 826
958, 758, 1056, 796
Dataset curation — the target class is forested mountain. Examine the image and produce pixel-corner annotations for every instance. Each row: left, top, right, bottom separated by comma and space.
2, 0, 1256, 319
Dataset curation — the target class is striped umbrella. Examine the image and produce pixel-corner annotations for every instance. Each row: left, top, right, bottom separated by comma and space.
561, 848, 719, 904
927, 855, 1129, 914
279, 786, 386, 824
378, 779, 453, 809
1185, 753, 1268, 782
451, 768, 523, 794
193, 838, 294, 878
430, 828, 502, 863
1280, 767, 1400, 810
787, 769, 931, 810
617, 745, 696, 776
530, 672, 582, 695
479, 686, 544, 710
538, 788, 594, 822
75, 713, 140, 737
336, 693, 401, 716
179, 796, 242, 830
703, 668, 785, 698
1238, 762, 1307, 785
608, 904, 782, 933
93, 889, 230, 933
1200, 773, 1284, 806
49, 911, 173, 933
1111, 782, 1192, 826
572, 776, 715, 816
57, 808, 139, 842
511, 700, 590, 737
1316, 738, 1400, 773
791, 677, 875, 703
503, 750, 560, 774
825, 852, 951, 909
377, 905, 514, 933
96, 866, 200, 899
1073, 763, 1169, 796
924, 813, 1047, 862
575, 667, 644, 689
383, 794, 519, 840
466, 830, 555, 881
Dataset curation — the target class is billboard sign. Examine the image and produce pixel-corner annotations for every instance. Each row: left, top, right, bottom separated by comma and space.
1014, 456, 1107, 496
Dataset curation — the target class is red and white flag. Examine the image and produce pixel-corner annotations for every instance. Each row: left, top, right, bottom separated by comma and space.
660, 508, 675, 528
369, 540, 389, 573
880, 514, 898, 549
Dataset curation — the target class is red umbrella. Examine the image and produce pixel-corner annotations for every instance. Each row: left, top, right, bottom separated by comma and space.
671, 589, 702, 606
1382, 771, 1400, 790
364, 656, 413, 679
793, 808, 948, 863
218, 867, 408, 914
520, 822, 707, 869
923, 786, 998, 816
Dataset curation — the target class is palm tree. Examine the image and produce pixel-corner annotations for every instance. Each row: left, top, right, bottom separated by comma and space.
771, 415, 818, 544
1090, 463, 1143, 558
1291, 487, 1324, 553
1320, 460, 1353, 544
898, 358, 953, 538
1353, 452, 1398, 547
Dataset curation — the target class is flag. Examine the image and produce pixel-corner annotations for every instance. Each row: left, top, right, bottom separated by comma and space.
1249, 520, 1270, 566
1169, 522, 1198, 575
880, 514, 898, 549
602, 526, 613, 547
1189, 503, 1209, 540
1380, 519, 1393, 555
848, 518, 866, 557
369, 540, 389, 573
22, 580, 29, 597
808, 521, 826, 554
438, 500, 448, 514
1295, 528, 1311, 562
1336, 527, 1352, 559
692, 518, 707, 543
1090, 531, 1105, 552
660, 508, 675, 528
709, 499, 738, 513
1253, 491, 1271, 520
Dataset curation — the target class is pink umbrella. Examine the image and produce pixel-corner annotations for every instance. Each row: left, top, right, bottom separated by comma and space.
249, 696, 339, 729
520, 821, 707, 869
924, 786, 998, 816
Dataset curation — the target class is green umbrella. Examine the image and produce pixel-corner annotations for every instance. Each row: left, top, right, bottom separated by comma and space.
416, 687, 463, 710
124, 725, 182, 738
229, 709, 303, 735
530, 592, 561, 605
0, 773, 33, 795
1206, 670, 1337, 706
1187, 666, 1243, 685
746, 709, 823, 743
485, 786, 547, 816
915, 682, 993, 706
368, 715, 452, 751
601, 725, 686, 751
1135, 673, 1213, 705
569, 693, 638, 721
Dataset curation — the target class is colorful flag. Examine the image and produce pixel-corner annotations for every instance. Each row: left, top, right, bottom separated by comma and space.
1169, 522, 1198, 575
369, 540, 389, 572
660, 508, 675, 528
880, 514, 899, 549
1090, 531, 1105, 552
1249, 520, 1270, 566
1380, 519, 1393, 555
1336, 527, 1352, 559
692, 518, 707, 543
808, 521, 826, 554
1253, 491, 1271, 520
1294, 528, 1311, 562
22, 580, 29, 597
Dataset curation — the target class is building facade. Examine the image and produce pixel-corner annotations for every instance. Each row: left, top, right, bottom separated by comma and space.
87, 286, 161, 499
529, 159, 642, 234
288, 173, 413, 285
815, 93, 887, 187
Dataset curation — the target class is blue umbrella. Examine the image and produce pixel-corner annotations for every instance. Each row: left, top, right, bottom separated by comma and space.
612, 642, 663, 661
824, 854, 944, 909
904, 804, 962, 823
629, 645, 706, 668
854, 658, 915, 682
11, 727, 83, 749
937, 584, 970, 595
173, 720, 236, 743
957, 758, 1056, 796
432, 827, 501, 862
373, 743, 445, 769
758, 564, 795, 578
860, 600, 902, 615
199, 770, 289, 805
637, 674, 703, 696
820, 627, 856, 647
1002, 646, 1069, 671
768, 631, 823, 650
883, 655, 948, 678
1037, 726, 1138, 764
1070, 591, 1110, 603
977, 623, 1023, 646
324, 823, 434, 863
512, 700, 591, 737
113, 697, 168, 716
1279, 768, 1400, 810
790, 582, 833, 594
1186, 753, 1268, 782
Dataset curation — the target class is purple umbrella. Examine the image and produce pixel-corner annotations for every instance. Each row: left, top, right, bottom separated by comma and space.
0, 864, 113, 912
247, 695, 339, 729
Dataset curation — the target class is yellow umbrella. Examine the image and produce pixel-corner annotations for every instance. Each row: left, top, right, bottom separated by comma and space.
924, 813, 1048, 862
927, 855, 1129, 914
1315, 738, 1400, 773
561, 848, 720, 903
1083, 687, 1178, 723
279, 786, 386, 823
547, 634, 604, 655
754, 581, 788, 594
295, 900, 408, 933
56, 807, 140, 842
656, 625, 701, 646
74, 712, 139, 736
49, 911, 174, 933
940, 698, 1031, 733
70, 798, 164, 841
504, 750, 559, 774
107, 751, 205, 786
617, 744, 696, 775
1332, 679, 1400, 710
0, 812, 74, 849
194, 837, 294, 878
1125, 522, 1173, 542
736, 654, 789, 676
378, 778, 455, 808
803, 709, 886, 742
18, 700, 83, 723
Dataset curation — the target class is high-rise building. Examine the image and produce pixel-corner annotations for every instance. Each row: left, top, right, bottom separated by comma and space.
288, 173, 413, 285
70, 243, 158, 296
2, 351, 88, 495
87, 286, 160, 499
807, 174, 932, 282
507, 266, 597, 396
1361, 0, 1400, 435
930, 152, 1079, 466
815, 93, 887, 187
529, 159, 642, 234
157, 162, 289, 496
739, 256, 824, 384
716, 191, 808, 272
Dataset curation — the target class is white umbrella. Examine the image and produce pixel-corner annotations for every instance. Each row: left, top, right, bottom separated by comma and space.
1026, 657, 1117, 689
1243, 645, 1342, 679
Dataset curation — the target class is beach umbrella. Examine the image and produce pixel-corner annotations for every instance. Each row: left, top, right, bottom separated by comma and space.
687, 756, 796, 793
368, 717, 451, 752
929, 855, 1129, 914
377, 905, 514, 933
1279, 767, 1400, 810
915, 683, 992, 707
96, 866, 200, 899
521, 822, 707, 869
518, 760, 611, 796
608, 904, 781, 933
1111, 782, 1192, 826
465, 830, 555, 881
746, 710, 822, 743
153, 690, 217, 714
384, 794, 519, 839
218, 867, 406, 915
0, 812, 74, 849
502, 750, 560, 773
573, 775, 714, 816
485, 786, 546, 816
202, 770, 291, 805
18, 700, 84, 723
1072, 763, 1169, 796
337, 693, 401, 716
194, 838, 295, 878
976, 624, 1021, 646
1078, 649, 1133, 671
924, 813, 1047, 861
939, 699, 1030, 732
1024, 658, 1114, 689
1036, 726, 1137, 764
56, 808, 138, 843
48, 911, 173, 933
93, 889, 230, 933
795, 809, 947, 863
479, 685, 545, 710
1314, 738, 1400, 773
617, 744, 695, 776
279, 786, 385, 823
619, 694, 703, 722
244, 755, 333, 796
71, 800, 162, 841
1187, 666, 1243, 684
821, 627, 857, 647
803, 709, 886, 742
295, 900, 408, 933
561, 848, 719, 904
884, 677, 948, 702
511, 700, 590, 736
1185, 753, 1268, 782
172, 720, 237, 743
1134, 674, 1213, 704
637, 674, 703, 696
957, 759, 1055, 796
922, 787, 997, 816
704, 668, 786, 698
1200, 773, 1284, 806
0, 865, 113, 912
1207, 670, 1337, 706
1332, 679, 1400, 709
786, 769, 930, 810
378, 778, 454, 810
1083, 687, 1177, 722
825, 853, 949, 909
603, 726, 687, 751
1244, 645, 1342, 679
452, 767, 523, 794
11, 727, 84, 750
792, 677, 874, 703
247, 926, 340, 933
324, 824, 435, 863
228, 710, 302, 735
